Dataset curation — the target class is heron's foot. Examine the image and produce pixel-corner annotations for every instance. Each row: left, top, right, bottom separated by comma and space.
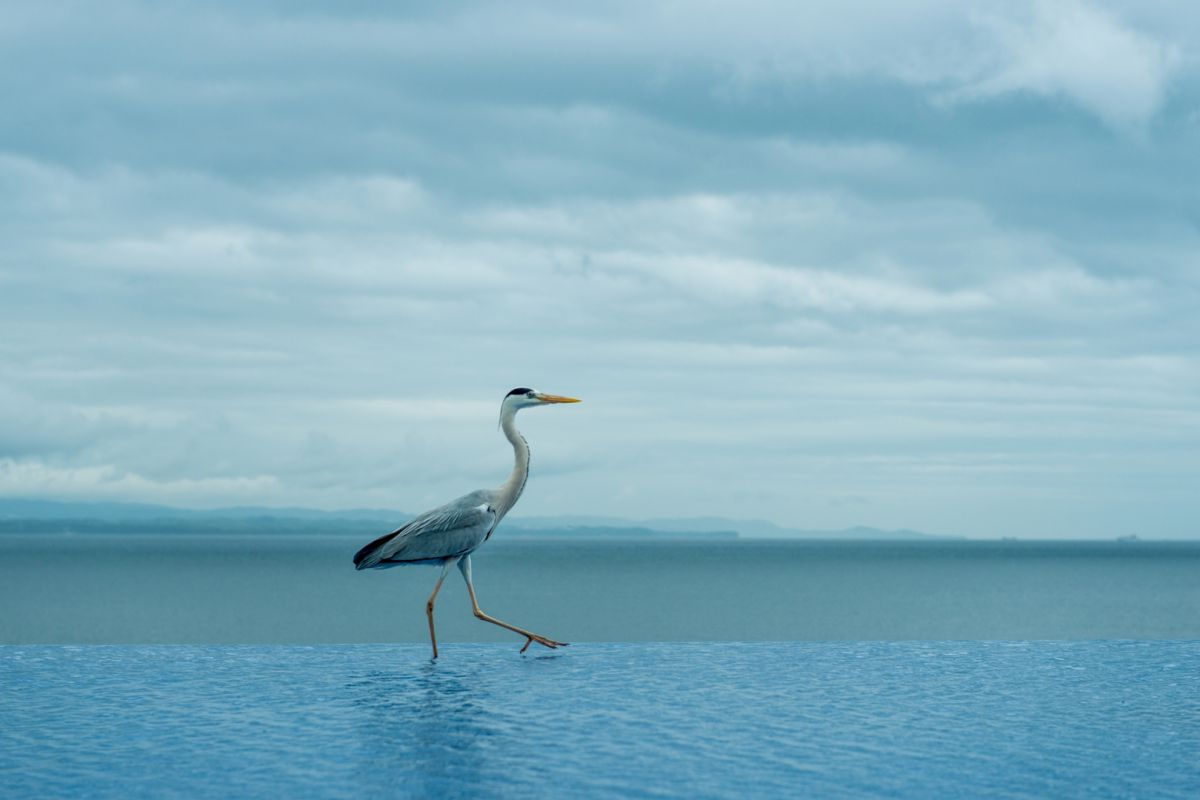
520, 634, 569, 654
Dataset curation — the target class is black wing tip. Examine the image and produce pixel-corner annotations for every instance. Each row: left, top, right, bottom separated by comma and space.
354, 522, 414, 571
353, 533, 391, 570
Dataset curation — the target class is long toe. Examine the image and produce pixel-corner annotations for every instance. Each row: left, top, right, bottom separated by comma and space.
521, 636, 562, 654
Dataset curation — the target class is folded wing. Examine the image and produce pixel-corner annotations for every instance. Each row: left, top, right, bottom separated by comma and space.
353, 495, 496, 570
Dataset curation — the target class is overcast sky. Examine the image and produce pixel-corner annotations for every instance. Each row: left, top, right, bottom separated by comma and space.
2, 1, 1198, 537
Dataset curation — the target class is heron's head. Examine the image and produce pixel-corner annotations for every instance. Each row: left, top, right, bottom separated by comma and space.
502, 387, 581, 412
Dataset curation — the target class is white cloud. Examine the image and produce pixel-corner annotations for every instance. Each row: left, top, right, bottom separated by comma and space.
603, 252, 991, 314
0, 458, 281, 504
947, 1, 1180, 132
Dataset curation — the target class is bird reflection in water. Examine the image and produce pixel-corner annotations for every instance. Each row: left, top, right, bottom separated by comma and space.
348, 660, 507, 795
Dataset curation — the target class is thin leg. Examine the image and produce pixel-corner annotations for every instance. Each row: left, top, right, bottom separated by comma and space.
425, 559, 456, 659
457, 556, 568, 653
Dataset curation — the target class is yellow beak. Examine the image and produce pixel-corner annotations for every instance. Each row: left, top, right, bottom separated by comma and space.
535, 393, 582, 404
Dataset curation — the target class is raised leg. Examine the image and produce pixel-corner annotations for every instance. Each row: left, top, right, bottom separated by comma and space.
457, 555, 568, 653
425, 559, 456, 659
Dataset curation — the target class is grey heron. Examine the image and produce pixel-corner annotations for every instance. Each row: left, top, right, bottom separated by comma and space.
353, 388, 581, 658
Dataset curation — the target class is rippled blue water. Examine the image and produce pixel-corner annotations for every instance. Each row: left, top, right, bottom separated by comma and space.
2, 642, 1197, 798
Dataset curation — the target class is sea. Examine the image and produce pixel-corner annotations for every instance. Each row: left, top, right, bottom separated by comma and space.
2, 536, 1199, 797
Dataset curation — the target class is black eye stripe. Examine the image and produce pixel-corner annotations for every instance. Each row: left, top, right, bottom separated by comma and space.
506, 387, 534, 397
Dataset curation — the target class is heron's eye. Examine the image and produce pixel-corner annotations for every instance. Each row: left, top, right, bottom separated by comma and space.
525, 391, 536, 397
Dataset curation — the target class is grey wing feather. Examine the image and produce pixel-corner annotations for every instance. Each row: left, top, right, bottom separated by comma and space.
353, 492, 496, 570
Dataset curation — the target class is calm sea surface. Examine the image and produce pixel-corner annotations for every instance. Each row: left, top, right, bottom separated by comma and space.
2, 536, 1199, 643
2, 642, 1197, 798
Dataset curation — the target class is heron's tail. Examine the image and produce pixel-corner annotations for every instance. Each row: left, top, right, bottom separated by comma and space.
352, 531, 395, 570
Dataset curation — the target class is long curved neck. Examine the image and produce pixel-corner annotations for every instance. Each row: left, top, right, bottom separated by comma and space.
494, 409, 529, 519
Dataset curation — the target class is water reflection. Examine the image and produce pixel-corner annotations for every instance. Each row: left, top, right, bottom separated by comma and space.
348, 659, 505, 796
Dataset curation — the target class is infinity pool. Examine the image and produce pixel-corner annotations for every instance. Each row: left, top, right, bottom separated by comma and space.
2, 642, 1197, 798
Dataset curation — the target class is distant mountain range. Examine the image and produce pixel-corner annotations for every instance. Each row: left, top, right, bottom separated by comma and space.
508, 513, 961, 540
0, 499, 961, 540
